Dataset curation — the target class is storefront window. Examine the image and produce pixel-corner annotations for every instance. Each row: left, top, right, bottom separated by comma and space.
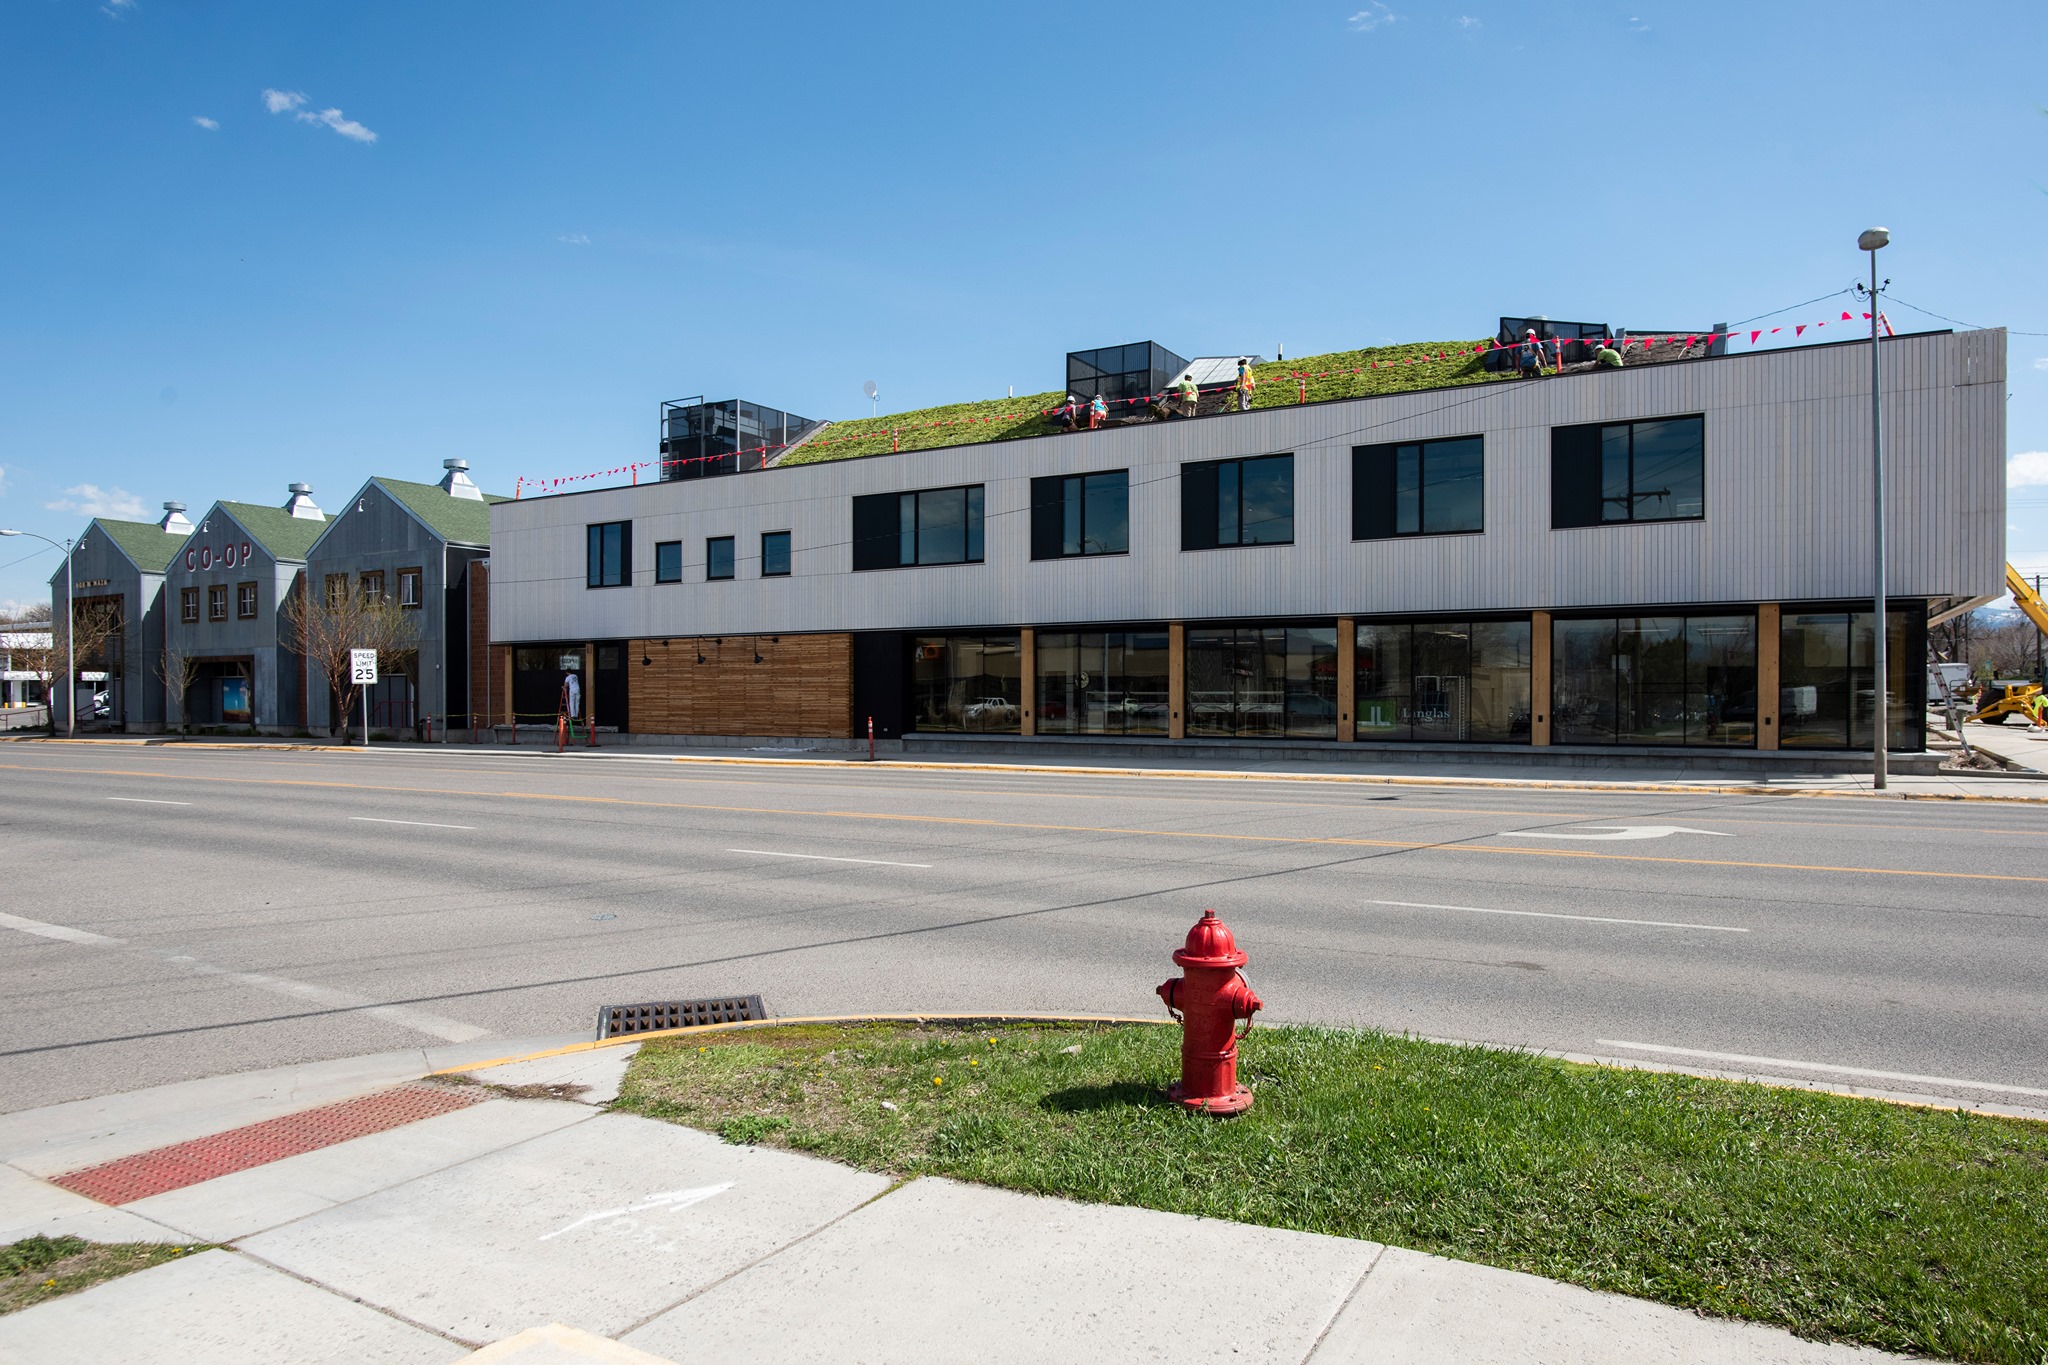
1035, 630, 1170, 735
910, 633, 1021, 733
1186, 625, 1336, 739
1552, 614, 1757, 746
1780, 609, 1920, 750
1356, 619, 1531, 742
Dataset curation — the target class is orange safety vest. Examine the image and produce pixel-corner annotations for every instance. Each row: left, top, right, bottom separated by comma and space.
1237, 368, 1255, 390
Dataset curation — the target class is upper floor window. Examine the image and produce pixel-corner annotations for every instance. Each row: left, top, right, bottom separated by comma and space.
1182, 454, 1293, 551
853, 485, 984, 570
587, 521, 631, 587
397, 568, 422, 608
180, 587, 200, 624
323, 573, 349, 609
207, 585, 227, 622
654, 540, 683, 584
359, 570, 386, 603
1354, 437, 1483, 539
1552, 415, 1704, 528
761, 531, 791, 577
1031, 471, 1129, 559
236, 582, 258, 619
707, 536, 736, 581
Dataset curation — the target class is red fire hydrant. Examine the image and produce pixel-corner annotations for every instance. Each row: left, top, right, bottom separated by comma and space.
1156, 909, 1263, 1115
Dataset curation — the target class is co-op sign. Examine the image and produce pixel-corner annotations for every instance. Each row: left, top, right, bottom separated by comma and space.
183, 539, 255, 572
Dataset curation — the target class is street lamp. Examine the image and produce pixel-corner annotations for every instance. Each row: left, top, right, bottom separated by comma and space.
0, 527, 75, 739
1856, 227, 1890, 789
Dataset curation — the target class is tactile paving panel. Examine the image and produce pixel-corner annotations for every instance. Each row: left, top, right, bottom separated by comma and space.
597, 994, 766, 1039
51, 1083, 487, 1206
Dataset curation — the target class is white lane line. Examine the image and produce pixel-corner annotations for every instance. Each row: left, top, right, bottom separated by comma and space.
1596, 1040, 2048, 1099
1362, 899, 1748, 933
1499, 825, 1732, 842
727, 848, 933, 868
350, 816, 477, 830
106, 797, 193, 806
157, 953, 491, 1044
0, 912, 123, 945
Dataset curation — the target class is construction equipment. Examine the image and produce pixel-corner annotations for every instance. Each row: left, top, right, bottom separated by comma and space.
2006, 562, 2048, 637
1962, 566, 2048, 724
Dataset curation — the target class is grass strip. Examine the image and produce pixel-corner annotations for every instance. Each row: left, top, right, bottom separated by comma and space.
0, 1235, 212, 1314
616, 1022, 2048, 1364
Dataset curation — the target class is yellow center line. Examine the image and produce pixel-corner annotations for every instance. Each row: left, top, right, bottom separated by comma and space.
9, 761, 2048, 884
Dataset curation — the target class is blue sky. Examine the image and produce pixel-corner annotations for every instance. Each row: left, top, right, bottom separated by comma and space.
3, 0, 2046, 611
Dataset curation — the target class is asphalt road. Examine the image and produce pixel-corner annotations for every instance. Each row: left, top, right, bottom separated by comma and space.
3, 743, 2046, 1115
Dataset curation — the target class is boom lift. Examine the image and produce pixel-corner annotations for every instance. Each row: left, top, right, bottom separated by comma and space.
1966, 565, 2048, 724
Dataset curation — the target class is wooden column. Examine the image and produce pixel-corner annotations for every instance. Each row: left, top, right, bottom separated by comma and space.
1756, 603, 1781, 750
1018, 628, 1036, 737
1168, 622, 1186, 740
582, 642, 596, 726
1530, 611, 1552, 745
1335, 617, 1356, 743
501, 645, 514, 728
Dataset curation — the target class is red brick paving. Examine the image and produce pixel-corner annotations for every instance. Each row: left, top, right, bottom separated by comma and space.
51, 1083, 487, 1206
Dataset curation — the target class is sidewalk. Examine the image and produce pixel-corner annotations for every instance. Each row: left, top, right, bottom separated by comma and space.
0, 1043, 1909, 1363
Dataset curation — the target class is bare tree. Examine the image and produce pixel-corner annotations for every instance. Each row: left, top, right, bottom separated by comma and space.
279, 576, 419, 740
155, 646, 202, 734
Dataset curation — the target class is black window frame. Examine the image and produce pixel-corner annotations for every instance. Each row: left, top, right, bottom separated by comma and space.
1030, 470, 1130, 560
761, 530, 791, 577
1353, 436, 1485, 540
586, 521, 631, 588
852, 485, 986, 571
1551, 414, 1705, 529
1181, 453, 1294, 551
706, 536, 736, 581
654, 540, 683, 584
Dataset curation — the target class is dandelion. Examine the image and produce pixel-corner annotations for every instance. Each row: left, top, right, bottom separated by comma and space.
932, 1077, 943, 1086
969, 1059, 978, 1066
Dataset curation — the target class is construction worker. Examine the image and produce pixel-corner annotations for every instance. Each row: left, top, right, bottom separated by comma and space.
1088, 393, 1108, 429
1518, 329, 1545, 378
560, 669, 582, 739
1595, 340, 1623, 368
1235, 358, 1256, 412
1175, 372, 1200, 418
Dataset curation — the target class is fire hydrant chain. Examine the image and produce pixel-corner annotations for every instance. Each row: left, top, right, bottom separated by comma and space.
1155, 909, 1263, 1115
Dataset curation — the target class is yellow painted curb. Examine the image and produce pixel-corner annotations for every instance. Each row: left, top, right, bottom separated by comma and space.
434, 1012, 1170, 1076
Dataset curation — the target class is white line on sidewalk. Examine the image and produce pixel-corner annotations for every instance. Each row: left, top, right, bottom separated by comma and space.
728, 848, 933, 868
1362, 899, 1748, 933
0, 911, 123, 945
1596, 1040, 2048, 1098
106, 796, 192, 806
350, 816, 477, 830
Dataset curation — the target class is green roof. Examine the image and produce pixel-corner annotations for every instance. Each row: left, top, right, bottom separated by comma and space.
91, 518, 188, 574
780, 338, 1510, 466
373, 477, 508, 547
218, 502, 331, 562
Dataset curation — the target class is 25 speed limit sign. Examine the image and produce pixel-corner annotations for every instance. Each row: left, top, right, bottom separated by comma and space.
350, 649, 379, 685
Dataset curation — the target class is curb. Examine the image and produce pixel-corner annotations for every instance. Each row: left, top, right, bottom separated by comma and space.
0, 736, 365, 752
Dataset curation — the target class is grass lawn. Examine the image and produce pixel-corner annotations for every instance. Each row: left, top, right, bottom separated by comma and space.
616, 1021, 2048, 1365
0, 1235, 211, 1314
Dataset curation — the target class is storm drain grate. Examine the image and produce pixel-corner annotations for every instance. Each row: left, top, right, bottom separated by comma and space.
51, 1083, 486, 1206
597, 995, 766, 1040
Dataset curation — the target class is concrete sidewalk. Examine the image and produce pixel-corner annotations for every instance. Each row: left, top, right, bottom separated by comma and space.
0, 1045, 1915, 1364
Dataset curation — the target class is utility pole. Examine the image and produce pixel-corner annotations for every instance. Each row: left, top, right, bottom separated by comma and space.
1857, 227, 1891, 789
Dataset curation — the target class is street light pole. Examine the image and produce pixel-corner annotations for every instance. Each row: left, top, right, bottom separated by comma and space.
1857, 227, 1890, 790
0, 527, 75, 738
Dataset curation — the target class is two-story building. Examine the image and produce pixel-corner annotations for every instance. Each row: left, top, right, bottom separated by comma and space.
43, 503, 192, 731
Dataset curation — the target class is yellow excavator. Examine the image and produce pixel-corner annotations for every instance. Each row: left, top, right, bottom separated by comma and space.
1968, 564, 2048, 724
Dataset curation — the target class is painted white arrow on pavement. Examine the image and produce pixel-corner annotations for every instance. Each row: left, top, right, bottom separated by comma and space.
1498, 825, 1734, 842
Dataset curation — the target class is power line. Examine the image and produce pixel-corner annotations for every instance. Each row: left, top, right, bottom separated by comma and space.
1880, 294, 2048, 338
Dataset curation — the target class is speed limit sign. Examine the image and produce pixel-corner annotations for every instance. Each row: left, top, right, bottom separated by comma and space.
350, 649, 379, 685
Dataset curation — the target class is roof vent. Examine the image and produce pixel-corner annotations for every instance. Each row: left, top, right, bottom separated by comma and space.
439, 458, 484, 501
159, 501, 193, 535
284, 482, 325, 521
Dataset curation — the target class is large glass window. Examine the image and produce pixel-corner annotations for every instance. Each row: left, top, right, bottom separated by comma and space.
1552, 613, 1757, 746
1355, 619, 1531, 742
654, 541, 682, 583
1780, 609, 1921, 751
1035, 630, 1170, 735
1182, 455, 1294, 551
910, 634, 1021, 732
586, 521, 630, 587
1552, 416, 1705, 528
761, 531, 791, 577
1031, 471, 1129, 559
706, 537, 735, 581
853, 486, 985, 570
1186, 625, 1336, 738
1353, 437, 1484, 539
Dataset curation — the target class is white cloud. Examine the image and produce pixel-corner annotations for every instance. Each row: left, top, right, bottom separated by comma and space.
2008, 451, 2048, 488
1456, 14, 1480, 27
557, 233, 591, 246
263, 89, 378, 143
46, 485, 146, 520
101, 0, 135, 17
0, 465, 9, 496
192, 115, 219, 131
262, 88, 306, 115
2032, 357, 2048, 371
1628, 15, 1651, 30
1348, 3, 1396, 31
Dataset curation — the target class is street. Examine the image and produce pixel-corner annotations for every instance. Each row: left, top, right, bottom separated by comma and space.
3, 743, 2046, 1115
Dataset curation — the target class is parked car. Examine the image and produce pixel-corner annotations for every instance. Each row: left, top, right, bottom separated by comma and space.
963, 696, 1020, 727
91, 690, 111, 719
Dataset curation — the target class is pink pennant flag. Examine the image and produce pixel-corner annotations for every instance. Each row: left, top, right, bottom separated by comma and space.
1841, 311, 1853, 321
1795, 325, 1806, 336
1685, 336, 1697, 347
1750, 330, 1762, 344
1860, 312, 1871, 320
1770, 327, 1781, 334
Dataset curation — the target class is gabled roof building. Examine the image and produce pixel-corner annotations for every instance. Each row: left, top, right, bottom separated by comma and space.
45, 502, 194, 731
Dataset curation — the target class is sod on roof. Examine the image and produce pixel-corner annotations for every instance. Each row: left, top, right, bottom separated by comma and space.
778, 338, 1510, 466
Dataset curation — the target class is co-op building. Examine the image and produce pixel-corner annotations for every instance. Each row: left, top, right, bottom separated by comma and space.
481, 328, 2003, 761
